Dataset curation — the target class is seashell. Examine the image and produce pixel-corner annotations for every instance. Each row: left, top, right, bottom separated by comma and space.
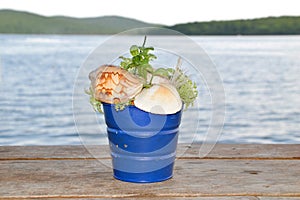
134, 83, 182, 115
89, 65, 144, 104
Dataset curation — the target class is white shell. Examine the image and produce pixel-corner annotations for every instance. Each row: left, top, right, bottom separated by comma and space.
134, 83, 182, 115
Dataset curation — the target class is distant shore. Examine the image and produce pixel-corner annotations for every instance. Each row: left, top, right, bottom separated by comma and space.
1, 9, 300, 35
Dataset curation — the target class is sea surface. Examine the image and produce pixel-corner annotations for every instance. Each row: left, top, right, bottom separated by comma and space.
0, 34, 299, 145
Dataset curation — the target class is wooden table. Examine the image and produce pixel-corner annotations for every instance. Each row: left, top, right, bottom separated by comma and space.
0, 144, 299, 199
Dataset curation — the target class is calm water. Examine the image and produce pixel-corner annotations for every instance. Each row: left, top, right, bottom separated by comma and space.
0, 34, 299, 145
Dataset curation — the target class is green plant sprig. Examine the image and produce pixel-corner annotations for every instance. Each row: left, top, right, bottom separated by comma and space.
120, 36, 173, 87
171, 66, 198, 109
85, 87, 103, 113
114, 99, 134, 111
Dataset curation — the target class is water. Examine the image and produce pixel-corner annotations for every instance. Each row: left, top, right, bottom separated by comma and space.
0, 34, 299, 145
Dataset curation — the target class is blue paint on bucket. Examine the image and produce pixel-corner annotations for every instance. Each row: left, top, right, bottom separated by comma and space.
102, 103, 182, 183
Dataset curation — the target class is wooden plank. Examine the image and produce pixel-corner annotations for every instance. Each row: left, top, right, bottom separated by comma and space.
0, 145, 99, 160
259, 198, 300, 200
0, 144, 299, 160
0, 158, 299, 198
179, 144, 300, 159
24, 198, 290, 200
0, 198, 275, 200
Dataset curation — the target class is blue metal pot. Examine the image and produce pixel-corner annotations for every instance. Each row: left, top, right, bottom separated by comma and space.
102, 103, 182, 183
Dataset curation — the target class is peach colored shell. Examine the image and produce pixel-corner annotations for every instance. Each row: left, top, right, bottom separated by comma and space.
89, 65, 144, 104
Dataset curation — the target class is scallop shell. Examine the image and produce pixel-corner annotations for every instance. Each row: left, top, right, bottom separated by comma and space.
134, 83, 182, 115
89, 65, 144, 104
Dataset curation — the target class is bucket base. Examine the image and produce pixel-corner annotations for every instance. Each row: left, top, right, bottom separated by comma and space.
113, 163, 174, 183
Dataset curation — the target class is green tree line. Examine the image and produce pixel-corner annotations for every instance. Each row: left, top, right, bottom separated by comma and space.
1, 10, 300, 35
168, 16, 300, 35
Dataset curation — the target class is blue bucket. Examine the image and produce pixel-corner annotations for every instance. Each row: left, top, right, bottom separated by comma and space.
102, 103, 182, 183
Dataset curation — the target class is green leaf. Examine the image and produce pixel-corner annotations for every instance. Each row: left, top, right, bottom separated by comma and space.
148, 53, 157, 59
130, 45, 139, 56
85, 87, 103, 113
141, 64, 153, 73
138, 66, 148, 80
167, 68, 175, 73
132, 55, 141, 65
142, 47, 154, 54
153, 68, 170, 78
119, 56, 132, 69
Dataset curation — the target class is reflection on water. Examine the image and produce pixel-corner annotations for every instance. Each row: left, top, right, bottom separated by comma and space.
0, 34, 299, 145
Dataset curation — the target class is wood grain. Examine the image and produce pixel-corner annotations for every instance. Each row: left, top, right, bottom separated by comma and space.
0, 144, 299, 160
0, 144, 299, 199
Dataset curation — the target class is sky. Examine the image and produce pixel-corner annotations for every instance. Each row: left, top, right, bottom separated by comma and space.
0, 0, 299, 25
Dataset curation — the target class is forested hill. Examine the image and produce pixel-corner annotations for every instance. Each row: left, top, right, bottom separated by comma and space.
169, 16, 300, 35
0, 9, 160, 34
1, 9, 299, 35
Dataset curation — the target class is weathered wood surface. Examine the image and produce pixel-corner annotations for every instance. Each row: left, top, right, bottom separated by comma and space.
0, 144, 299, 199
1, 144, 299, 160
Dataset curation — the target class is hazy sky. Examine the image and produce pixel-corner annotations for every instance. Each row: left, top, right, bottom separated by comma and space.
1, 0, 299, 25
